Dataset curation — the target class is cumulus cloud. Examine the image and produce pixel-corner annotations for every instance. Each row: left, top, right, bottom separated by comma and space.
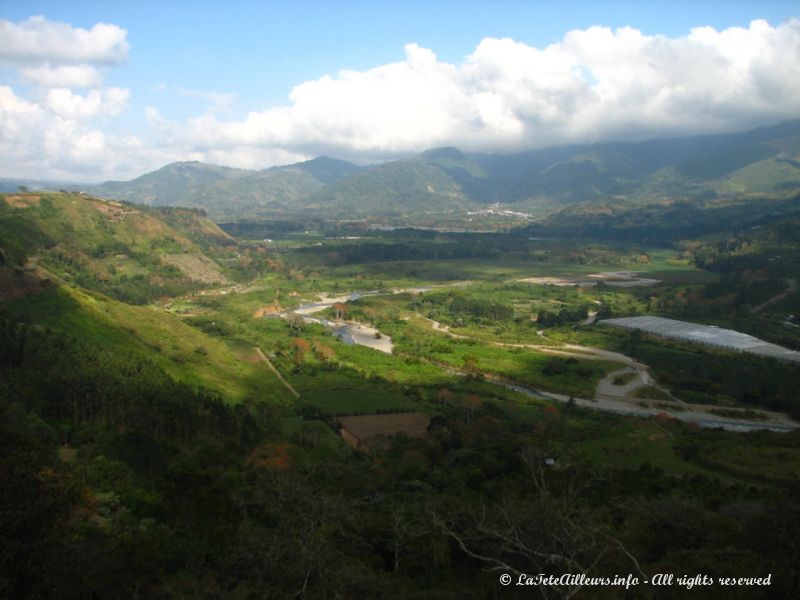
0, 15, 129, 64
2, 16, 800, 181
0, 17, 139, 180
45, 87, 130, 119
168, 18, 800, 162
0, 85, 145, 180
141, 105, 309, 170
0, 16, 128, 92
19, 64, 103, 88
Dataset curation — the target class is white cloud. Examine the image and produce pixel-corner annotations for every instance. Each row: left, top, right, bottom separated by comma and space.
20, 64, 103, 88
1, 17, 799, 181
0, 17, 128, 94
141, 105, 308, 170
144, 105, 165, 125
45, 87, 130, 119
200, 146, 309, 170
0, 16, 129, 64
165, 18, 800, 162
0, 17, 137, 180
0, 85, 147, 181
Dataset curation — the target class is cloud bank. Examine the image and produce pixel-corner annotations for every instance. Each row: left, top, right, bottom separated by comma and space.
0, 16, 129, 64
181, 18, 800, 163
0, 16, 799, 180
0, 17, 146, 180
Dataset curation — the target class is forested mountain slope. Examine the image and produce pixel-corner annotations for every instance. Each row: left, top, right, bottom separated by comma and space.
72, 120, 800, 220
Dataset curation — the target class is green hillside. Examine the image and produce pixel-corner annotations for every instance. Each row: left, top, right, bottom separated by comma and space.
71, 119, 800, 222
6, 285, 287, 403
299, 157, 474, 216
0, 192, 232, 304
0, 191, 289, 404
297, 119, 800, 215
93, 157, 363, 220
527, 189, 800, 244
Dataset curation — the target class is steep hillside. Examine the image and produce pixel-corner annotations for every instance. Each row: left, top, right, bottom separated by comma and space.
4, 284, 288, 403
0, 192, 231, 304
0, 191, 290, 404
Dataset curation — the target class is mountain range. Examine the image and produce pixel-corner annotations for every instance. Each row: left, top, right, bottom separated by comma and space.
13, 120, 800, 221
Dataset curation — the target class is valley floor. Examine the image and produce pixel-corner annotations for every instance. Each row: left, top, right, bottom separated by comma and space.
177, 270, 800, 433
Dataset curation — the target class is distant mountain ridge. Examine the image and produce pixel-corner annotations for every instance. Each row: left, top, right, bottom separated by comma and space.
91, 156, 364, 220
15, 119, 800, 221
302, 119, 800, 218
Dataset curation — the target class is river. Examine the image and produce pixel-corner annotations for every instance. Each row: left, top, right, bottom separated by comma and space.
275, 287, 798, 433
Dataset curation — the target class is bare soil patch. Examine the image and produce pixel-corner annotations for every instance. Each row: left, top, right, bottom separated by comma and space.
161, 254, 228, 284
92, 199, 137, 221
0, 267, 51, 303
4, 194, 41, 208
337, 413, 430, 450
518, 271, 661, 288
253, 304, 283, 318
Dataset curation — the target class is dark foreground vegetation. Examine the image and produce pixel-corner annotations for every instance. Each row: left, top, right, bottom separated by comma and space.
4, 191, 800, 598
3, 317, 800, 599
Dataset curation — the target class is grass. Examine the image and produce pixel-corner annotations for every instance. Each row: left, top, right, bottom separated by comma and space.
190, 293, 456, 389
215, 277, 624, 398
613, 372, 637, 385
699, 442, 800, 484
184, 265, 620, 403
322, 253, 704, 285
9, 195, 800, 513
297, 374, 420, 415
387, 319, 620, 397
708, 408, 767, 421
611, 372, 636, 385
719, 157, 800, 194
574, 418, 743, 480
1, 192, 236, 304
278, 242, 703, 290
8, 286, 291, 404
633, 385, 673, 401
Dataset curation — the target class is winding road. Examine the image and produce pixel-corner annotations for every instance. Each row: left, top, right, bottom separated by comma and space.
195, 278, 798, 433
419, 316, 798, 433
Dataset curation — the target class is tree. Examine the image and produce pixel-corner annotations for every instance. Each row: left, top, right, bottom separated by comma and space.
292, 338, 311, 372
388, 507, 427, 573
432, 451, 646, 599
462, 356, 479, 377
287, 314, 305, 335
332, 302, 348, 321
437, 387, 454, 405
461, 394, 483, 424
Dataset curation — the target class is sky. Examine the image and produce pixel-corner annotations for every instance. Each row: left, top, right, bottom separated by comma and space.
1, 1, 799, 182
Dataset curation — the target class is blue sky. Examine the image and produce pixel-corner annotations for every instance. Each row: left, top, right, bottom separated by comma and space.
1, 1, 799, 180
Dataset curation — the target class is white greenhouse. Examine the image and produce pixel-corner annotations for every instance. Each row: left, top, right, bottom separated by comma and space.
599, 316, 800, 363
